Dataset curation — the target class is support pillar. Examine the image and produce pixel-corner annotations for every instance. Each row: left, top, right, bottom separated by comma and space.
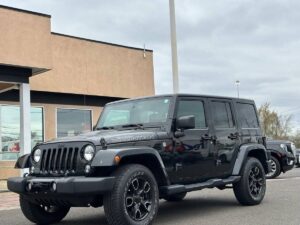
19, 83, 31, 175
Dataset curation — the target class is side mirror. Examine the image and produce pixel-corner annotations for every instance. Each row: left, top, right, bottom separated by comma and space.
176, 115, 195, 130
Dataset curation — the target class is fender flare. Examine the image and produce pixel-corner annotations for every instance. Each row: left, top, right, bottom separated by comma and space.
91, 146, 170, 185
15, 154, 31, 169
232, 143, 269, 175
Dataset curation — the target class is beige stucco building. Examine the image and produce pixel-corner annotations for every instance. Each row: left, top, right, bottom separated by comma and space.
0, 5, 154, 183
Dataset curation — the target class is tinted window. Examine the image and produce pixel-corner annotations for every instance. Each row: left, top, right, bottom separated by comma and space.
236, 103, 259, 128
57, 109, 92, 137
177, 100, 206, 128
211, 101, 234, 128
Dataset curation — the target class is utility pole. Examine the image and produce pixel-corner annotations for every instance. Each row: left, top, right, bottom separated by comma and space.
235, 80, 240, 98
169, 0, 179, 93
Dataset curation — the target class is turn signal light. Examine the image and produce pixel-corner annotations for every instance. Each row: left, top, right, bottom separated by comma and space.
114, 155, 121, 164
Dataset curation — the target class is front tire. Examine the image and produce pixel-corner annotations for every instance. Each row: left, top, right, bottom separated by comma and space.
20, 195, 70, 225
104, 164, 159, 225
266, 156, 281, 179
233, 157, 266, 206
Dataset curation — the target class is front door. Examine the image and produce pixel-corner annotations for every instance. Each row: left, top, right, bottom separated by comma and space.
170, 97, 216, 183
208, 99, 240, 178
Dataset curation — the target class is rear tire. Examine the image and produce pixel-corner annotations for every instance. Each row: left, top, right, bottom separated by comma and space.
266, 156, 281, 179
233, 157, 266, 206
164, 192, 187, 202
20, 195, 70, 225
104, 164, 159, 225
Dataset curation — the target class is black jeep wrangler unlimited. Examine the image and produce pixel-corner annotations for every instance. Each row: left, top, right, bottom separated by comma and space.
8, 94, 271, 225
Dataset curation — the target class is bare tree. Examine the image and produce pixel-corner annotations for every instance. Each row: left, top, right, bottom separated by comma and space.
258, 103, 292, 139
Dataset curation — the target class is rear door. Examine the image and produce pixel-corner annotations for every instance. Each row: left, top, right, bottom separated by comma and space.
234, 101, 262, 143
208, 99, 241, 178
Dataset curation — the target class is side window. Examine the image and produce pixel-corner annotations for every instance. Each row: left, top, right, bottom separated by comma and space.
177, 100, 206, 128
236, 103, 259, 128
211, 101, 234, 128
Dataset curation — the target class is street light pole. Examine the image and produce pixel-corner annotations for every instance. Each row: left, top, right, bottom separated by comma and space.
169, 0, 179, 93
235, 80, 240, 98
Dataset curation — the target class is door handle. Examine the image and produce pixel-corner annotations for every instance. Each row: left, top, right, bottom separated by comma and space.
228, 132, 239, 140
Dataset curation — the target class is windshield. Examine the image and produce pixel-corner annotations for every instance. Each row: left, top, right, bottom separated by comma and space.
97, 97, 171, 129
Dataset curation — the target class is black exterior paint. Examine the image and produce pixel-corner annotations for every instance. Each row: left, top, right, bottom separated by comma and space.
9, 94, 270, 206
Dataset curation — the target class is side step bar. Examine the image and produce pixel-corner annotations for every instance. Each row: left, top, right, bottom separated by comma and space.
160, 176, 241, 195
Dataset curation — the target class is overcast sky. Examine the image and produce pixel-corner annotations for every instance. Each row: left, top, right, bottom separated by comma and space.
1, 0, 300, 130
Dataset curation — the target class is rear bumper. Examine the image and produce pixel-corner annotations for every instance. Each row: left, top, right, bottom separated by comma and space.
7, 176, 115, 195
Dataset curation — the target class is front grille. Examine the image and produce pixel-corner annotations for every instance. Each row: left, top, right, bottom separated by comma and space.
39, 147, 79, 175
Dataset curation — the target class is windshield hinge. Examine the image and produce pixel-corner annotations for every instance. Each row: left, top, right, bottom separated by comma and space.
100, 138, 107, 149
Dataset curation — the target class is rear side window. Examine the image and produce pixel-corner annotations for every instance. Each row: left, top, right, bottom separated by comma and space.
211, 101, 234, 128
177, 100, 206, 128
236, 103, 259, 128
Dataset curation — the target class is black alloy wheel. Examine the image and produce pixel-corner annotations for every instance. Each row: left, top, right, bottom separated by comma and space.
104, 164, 159, 225
248, 166, 264, 198
233, 157, 266, 205
125, 177, 152, 221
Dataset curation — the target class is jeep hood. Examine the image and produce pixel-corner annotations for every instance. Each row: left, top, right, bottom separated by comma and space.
45, 129, 168, 146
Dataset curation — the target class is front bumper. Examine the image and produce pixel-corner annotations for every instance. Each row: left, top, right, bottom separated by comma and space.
281, 154, 295, 172
7, 176, 115, 195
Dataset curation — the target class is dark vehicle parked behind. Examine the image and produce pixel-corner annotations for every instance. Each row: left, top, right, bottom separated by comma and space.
8, 94, 271, 225
266, 140, 296, 179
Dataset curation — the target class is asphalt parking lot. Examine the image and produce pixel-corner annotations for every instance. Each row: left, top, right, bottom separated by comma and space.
1, 168, 300, 225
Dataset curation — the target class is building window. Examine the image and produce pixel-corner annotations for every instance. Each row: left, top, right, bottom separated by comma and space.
57, 108, 92, 138
0, 105, 44, 161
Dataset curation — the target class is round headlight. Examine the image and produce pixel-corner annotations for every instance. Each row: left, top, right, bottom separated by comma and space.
280, 144, 287, 151
83, 145, 95, 161
33, 149, 41, 163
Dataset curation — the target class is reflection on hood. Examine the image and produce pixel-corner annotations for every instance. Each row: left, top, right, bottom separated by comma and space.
45, 129, 168, 146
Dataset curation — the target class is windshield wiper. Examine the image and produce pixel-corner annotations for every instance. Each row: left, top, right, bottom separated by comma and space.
96, 126, 115, 130
121, 123, 144, 129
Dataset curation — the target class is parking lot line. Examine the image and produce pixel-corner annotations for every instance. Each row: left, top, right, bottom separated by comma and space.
267, 177, 300, 181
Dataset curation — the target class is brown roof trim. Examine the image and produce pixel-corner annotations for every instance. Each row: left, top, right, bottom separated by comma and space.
0, 5, 51, 18
51, 32, 153, 52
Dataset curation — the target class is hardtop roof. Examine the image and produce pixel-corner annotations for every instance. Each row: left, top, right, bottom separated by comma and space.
106, 94, 255, 105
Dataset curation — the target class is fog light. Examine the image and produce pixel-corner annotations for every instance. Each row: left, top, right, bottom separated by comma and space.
51, 182, 57, 192
27, 182, 33, 191
85, 165, 91, 174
